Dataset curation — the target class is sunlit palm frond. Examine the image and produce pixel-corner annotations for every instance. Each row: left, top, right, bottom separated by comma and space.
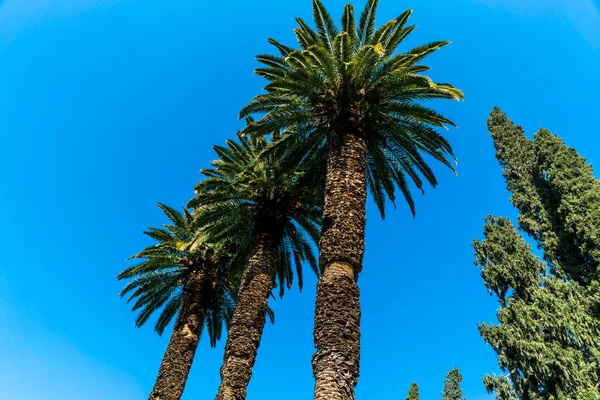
242, 0, 463, 218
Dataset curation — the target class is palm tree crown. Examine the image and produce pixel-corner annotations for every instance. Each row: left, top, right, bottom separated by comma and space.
190, 130, 322, 400
118, 203, 235, 346
241, 0, 463, 216
188, 131, 321, 295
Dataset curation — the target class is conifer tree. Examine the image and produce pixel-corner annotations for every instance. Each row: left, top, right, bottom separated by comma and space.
441, 368, 465, 400
474, 217, 600, 399
532, 128, 600, 284
487, 108, 600, 284
406, 383, 420, 400
476, 109, 600, 399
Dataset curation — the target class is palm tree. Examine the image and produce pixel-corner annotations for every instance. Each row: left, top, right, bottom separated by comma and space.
118, 203, 238, 400
188, 132, 321, 400
240, 1, 463, 399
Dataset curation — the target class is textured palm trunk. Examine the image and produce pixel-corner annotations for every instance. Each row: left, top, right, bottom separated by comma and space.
215, 227, 280, 400
312, 129, 367, 400
149, 270, 206, 400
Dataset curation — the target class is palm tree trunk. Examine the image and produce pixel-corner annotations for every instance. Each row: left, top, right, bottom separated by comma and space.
215, 228, 280, 400
312, 129, 367, 400
149, 270, 205, 400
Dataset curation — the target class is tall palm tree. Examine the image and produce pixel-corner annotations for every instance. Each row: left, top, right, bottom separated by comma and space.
188, 132, 321, 400
118, 203, 238, 400
240, 1, 463, 399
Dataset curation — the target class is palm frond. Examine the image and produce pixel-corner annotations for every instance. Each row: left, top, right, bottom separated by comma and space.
341, 4, 357, 45
118, 202, 238, 349
241, 0, 461, 220
312, 0, 338, 52
358, 0, 379, 46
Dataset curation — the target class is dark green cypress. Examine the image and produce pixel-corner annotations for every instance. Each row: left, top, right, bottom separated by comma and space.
475, 217, 600, 399
406, 383, 420, 400
487, 107, 552, 245
441, 368, 465, 400
532, 128, 600, 283
477, 108, 600, 398
487, 108, 600, 284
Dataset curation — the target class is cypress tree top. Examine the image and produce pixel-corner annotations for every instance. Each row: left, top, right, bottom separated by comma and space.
406, 382, 419, 400
487, 107, 600, 285
477, 108, 600, 399
441, 368, 465, 400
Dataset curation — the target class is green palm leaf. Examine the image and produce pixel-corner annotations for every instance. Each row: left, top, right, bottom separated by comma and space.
358, 0, 379, 46
242, 0, 463, 218
312, 0, 338, 51
117, 204, 237, 346
189, 127, 322, 298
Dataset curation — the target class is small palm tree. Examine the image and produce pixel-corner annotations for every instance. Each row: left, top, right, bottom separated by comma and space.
118, 204, 237, 400
241, 1, 463, 398
188, 132, 321, 400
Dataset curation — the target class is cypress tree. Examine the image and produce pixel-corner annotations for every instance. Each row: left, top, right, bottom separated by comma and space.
474, 217, 600, 399
477, 109, 600, 398
487, 107, 551, 245
532, 128, 600, 284
406, 383, 420, 400
487, 108, 600, 284
441, 368, 465, 400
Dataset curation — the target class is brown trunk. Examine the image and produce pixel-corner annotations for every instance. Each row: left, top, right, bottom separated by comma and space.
215, 228, 280, 400
149, 270, 206, 400
313, 129, 367, 400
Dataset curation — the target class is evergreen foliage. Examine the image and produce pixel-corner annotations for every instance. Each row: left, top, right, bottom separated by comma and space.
476, 109, 600, 399
488, 108, 600, 285
441, 368, 465, 400
406, 383, 420, 400
475, 217, 600, 399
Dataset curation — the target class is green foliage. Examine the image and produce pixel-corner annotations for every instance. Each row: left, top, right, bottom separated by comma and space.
441, 368, 465, 400
475, 217, 600, 399
117, 204, 236, 346
188, 130, 321, 296
533, 129, 600, 284
242, 0, 463, 217
488, 108, 600, 285
479, 109, 600, 398
486, 108, 551, 252
406, 382, 419, 400
474, 217, 545, 306
482, 376, 517, 400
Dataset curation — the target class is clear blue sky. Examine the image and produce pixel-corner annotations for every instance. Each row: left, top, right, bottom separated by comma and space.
1, 0, 599, 399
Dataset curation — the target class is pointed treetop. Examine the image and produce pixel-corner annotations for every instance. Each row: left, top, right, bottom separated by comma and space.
406, 382, 419, 400
441, 367, 466, 400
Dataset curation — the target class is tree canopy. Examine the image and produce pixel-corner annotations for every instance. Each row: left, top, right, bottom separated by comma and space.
406, 382, 419, 400
476, 109, 600, 399
441, 368, 465, 400
241, 0, 463, 217
118, 203, 236, 345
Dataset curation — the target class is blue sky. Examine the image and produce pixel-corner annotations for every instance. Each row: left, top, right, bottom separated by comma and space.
0, 0, 599, 399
